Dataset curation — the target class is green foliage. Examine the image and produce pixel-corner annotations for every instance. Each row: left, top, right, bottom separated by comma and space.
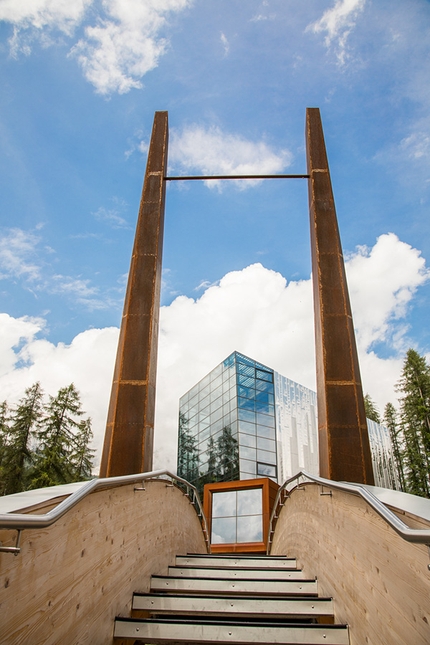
0, 383, 94, 495
364, 394, 381, 424
383, 402, 405, 491
397, 349, 430, 498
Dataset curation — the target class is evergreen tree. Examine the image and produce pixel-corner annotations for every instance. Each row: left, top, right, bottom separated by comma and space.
30, 384, 93, 488
1, 383, 43, 495
397, 349, 430, 498
364, 394, 381, 424
70, 418, 95, 481
384, 402, 405, 491
0, 401, 10, 494
177, 411, 199, 484
216, 427, 239, 482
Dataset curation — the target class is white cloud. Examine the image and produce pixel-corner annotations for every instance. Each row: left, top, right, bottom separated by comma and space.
0, 0, 91, 32
70, 0, 192, 94
0, 228, 42, 281
307, 0, 366, 65
346, 233, 429, 351
169, 124, 292, 189
0, 233, 427, 472
1, 0, 191, 94
220, 32, 229, 56
93, 203, 130, 229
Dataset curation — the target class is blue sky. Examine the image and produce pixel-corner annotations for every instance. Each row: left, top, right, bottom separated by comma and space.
1, 0, 430, 469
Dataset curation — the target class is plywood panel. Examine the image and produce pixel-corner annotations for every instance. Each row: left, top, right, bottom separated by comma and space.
271, 483, 430, 645
0, 480, 206, 645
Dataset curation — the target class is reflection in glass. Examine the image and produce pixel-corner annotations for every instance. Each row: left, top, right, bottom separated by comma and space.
237, 488, 262, 516
237, 514, 262, 542
257, 462, 276, 477
212, 490, 236, 518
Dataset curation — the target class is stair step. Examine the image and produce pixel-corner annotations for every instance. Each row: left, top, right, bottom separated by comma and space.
177, 555, 297, 569
133, 592, 335, 619
114, 617, 349, 644
169, 566, 306, 579
151, 575, 318, 596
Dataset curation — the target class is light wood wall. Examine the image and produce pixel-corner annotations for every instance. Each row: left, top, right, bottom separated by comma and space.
0, 480, 206, 645
271, 483, 430, 645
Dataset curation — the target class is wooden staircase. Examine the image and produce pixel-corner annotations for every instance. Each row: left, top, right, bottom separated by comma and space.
113, 553, 349, 644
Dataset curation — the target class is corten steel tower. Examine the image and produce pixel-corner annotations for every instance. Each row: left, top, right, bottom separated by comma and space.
99, 111, 168, 477
100, 107, 374, 485
306, 108, 374, 484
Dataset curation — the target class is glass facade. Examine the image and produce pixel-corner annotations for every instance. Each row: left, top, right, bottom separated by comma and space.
177, 350, 401, 492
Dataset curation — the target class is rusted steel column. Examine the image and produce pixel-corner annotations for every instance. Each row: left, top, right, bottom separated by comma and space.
100, 111, 168, 477
306, 108, 374, 484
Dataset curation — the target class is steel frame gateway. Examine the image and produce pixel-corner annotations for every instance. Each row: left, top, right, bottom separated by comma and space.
100, 109, 374, 486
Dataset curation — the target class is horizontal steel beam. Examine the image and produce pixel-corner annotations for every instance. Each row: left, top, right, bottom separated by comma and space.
165, 174, 309, 180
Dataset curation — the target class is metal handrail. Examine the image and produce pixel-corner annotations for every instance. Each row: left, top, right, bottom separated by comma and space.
0, 470, 210, 554
267, 470, 430, 554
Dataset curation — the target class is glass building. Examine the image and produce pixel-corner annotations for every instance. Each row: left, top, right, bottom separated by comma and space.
177, 351, 400, 493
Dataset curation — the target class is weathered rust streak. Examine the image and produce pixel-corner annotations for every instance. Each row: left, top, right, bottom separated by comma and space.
100, 111, 168, 477
306, 107, 374, 484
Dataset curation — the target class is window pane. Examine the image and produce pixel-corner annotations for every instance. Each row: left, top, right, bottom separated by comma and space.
257, 425, 276, 439
239, 433, 256, 447
238, 374, 255, 387
257, 448, 276, 464
239, 420, 255, 434
212, 517, 236, 544
240, 446, 256, 461
238, 409, 256, 423
255, 380, 273, 392
257, 462, 277, 477
256, 370, 273, 382
238, 397, 255, 411
237, 515, 262, 543
256, 412, 275, 428
238, 385, 255, 399
212, 490, 236, 518
257, 436, 276, 452
240, 458, 256, 475
238, 363, 255, 377
237, 488, 262, 516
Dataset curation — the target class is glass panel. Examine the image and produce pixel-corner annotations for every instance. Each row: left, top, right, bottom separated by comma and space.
256, 412, 275, 428
255, 391, 274, 405
212, 517, 236, 544
237, 515, 262, 543
237, 354, 255, 367
238, 363, 255, 377
237, 488, 262, 516
238, 397, 255, 411
255, 399, 272, 414
239, 446, 256, 461
239, 458, 256, 475
210, 395, 223, 413
256, 369, 273, 382
211, 407, 223, 423
239, 420, 256, 435
238, 409, 256, 423
210, 418, 223, 434
199, 385, 210, 399
257, 462, 277, 477
238, 374, 255, 387
255, 379, 273, 392
240, 471, 257, 480
238, 385, 255, 399
257, 436, 276, 452
257, 425, 276, 439
212, 490, 236, 517
257, 448, 276, 464
239, 433, 256, 447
